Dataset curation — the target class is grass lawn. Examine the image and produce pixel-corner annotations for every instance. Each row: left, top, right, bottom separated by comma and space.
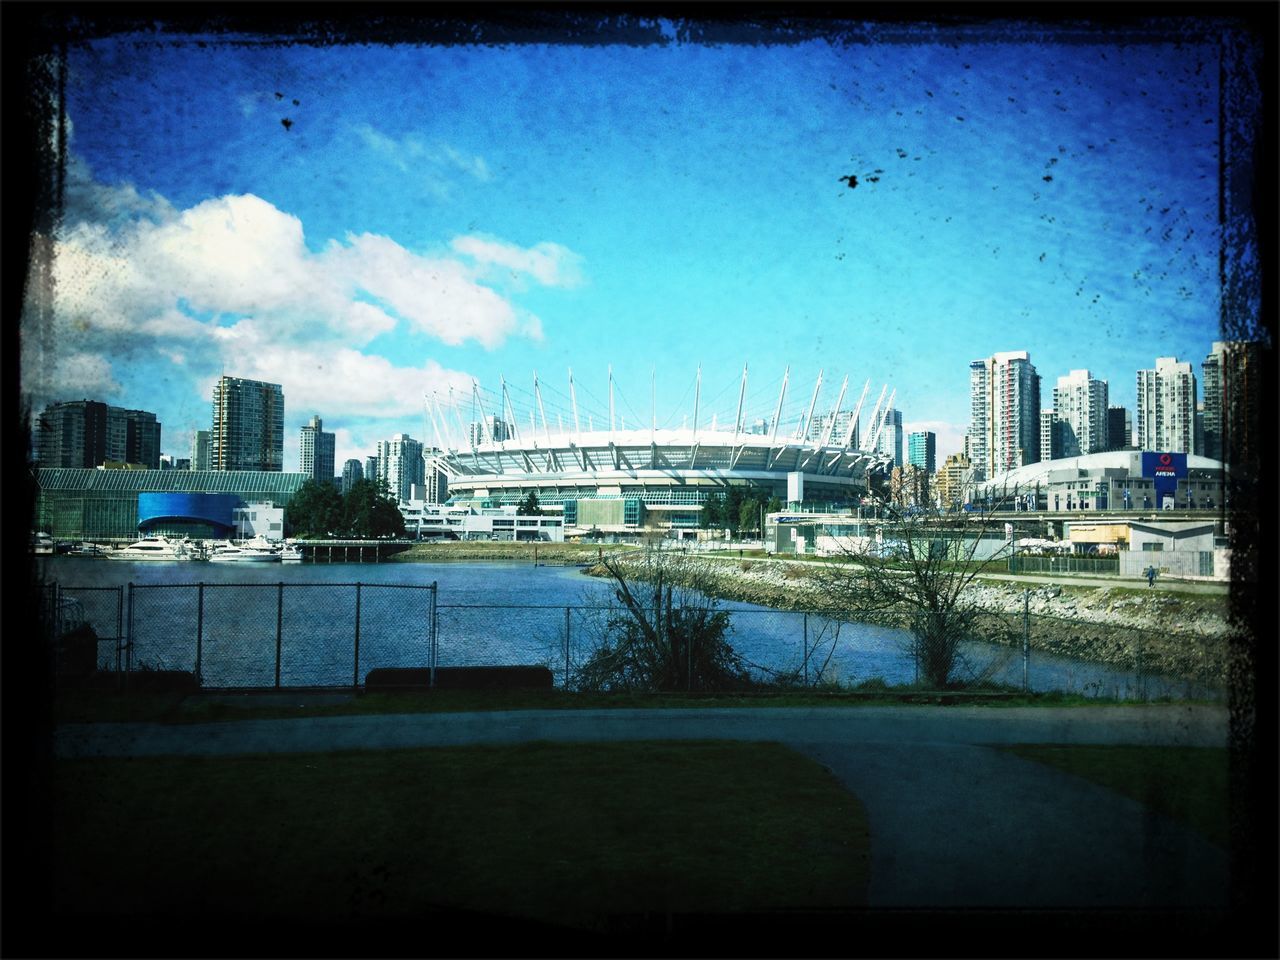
1003, 744, 1229, 848
53, 740, 870, 933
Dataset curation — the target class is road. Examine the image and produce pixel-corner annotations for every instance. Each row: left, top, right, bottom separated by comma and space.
55, 703, 1229, 910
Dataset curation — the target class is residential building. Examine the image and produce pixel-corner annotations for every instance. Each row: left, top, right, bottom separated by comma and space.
806, 410, 857, 447
35, 400, 162, 469
469, 415, 512, 447
873, 408, 904, 467
1202, 340, 1263, 465
191, 429, 211, 470
1052, 369, 1109, 457
1135, 357, 1196, 454
211, 376, 284, 471
364, 456, 380, 489
1106, 407, 1132, 450
935, 452, 972, 510
299, 415, 336, 485
969, 350, 1040, 479
376, 433, 425, 503
907, 431, 936, 473
1040, 410, 1063, 463
341, 458, 364, 494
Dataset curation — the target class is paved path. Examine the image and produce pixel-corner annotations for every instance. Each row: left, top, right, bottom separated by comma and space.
55, 704, 1229, 910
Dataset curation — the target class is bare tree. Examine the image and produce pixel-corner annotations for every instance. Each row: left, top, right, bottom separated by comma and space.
575, 547, 752, 692
815, 493, 1016, 689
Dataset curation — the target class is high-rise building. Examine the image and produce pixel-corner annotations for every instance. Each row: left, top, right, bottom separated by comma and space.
376, 433, 425, 503
1052, 369, 1109, 457
299, 415, 336, 485
873, 408, 904, 467
191, 429, 211, 470
1135, 357, 1196, 454
907, 431, 936, 473
1040, 409, 1060, 462
935, 452, 972, 510
969, 351, 1040, 479
469, 416, 512, 447
419, 449, 450, 504
364, 456, 380, 489
211, 376, 284, 471
805, 410, 857, 447
35, 400, 162, 469
341, 458, 364, 494
1106, 407, 1132, 451
1202, 340, 1263, 464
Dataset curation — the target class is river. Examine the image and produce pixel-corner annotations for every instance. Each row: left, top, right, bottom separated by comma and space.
37, 556, 1220, 700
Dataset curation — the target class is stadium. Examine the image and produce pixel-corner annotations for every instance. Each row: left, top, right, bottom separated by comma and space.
425, 367, 898, 536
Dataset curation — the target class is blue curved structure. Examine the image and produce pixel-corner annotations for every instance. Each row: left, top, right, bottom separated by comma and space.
137, 492, 239, 538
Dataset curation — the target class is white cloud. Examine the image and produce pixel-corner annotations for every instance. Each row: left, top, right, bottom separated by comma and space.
22, 165, 582, 461
451, 235, 585, 288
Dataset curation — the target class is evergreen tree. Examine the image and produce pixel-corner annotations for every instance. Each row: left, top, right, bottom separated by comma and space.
285, 480, 343, 538
343, 478, 406, 539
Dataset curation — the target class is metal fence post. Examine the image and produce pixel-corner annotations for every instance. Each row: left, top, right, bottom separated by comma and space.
564, 606, 571, 689
126, 583, 135, 680
353, 583, 362, 689
275, 582, 284, 689
1135, 632, 1144, 702
195, 582, 205, 687
429, 581, 438, 689
803, 613, 809, 687
115, 585, 124, 679
1022, 590, 1030, 694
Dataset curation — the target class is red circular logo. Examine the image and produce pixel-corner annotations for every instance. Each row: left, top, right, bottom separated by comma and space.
1159, 453, 1172, 465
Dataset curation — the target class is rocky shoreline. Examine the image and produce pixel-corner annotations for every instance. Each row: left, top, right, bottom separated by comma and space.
580, 553, 1235, 685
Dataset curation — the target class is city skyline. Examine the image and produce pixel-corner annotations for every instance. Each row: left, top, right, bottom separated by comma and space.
20, 16, 1252, 473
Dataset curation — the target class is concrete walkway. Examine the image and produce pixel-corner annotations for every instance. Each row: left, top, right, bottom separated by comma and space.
54, 704, 1230, 910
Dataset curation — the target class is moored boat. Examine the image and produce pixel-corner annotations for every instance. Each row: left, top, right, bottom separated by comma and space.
106, 536, 202, 562
207, 537, 282, 563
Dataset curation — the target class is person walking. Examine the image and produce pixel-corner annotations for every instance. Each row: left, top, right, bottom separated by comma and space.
1146, 565, 1158, 587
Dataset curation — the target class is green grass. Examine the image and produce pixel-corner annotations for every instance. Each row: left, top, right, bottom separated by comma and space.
53, 740, 869, 931
1003, 744, 1229, 848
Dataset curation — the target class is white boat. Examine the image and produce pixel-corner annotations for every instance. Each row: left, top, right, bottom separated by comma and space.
107, 536, 202, 562
207, 537, 282, 563
31, 532, 56, 555
279, 542, 303, 564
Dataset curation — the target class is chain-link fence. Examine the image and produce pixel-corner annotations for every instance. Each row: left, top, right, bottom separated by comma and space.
43, 579, 1231, 700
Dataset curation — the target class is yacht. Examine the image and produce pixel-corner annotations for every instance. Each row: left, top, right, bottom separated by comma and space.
107, 536, 202, 562
279, 541, 304, 564
207, 537, 282, 563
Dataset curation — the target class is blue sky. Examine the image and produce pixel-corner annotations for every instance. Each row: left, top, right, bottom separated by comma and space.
23, 20, 1233, 470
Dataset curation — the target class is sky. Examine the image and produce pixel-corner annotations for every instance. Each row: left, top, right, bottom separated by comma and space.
21, 16, 1242, 472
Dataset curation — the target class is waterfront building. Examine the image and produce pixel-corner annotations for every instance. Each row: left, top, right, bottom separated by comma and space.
376, 433, 425, 503
34, 468, 308, 540
1135, 357, 1196, 454
433, 367, 894, 535
211, 376, 284, 472
299, 415, 336, 485
1053, 369, 1109, 457
400, 501, 564, 542
969, 350, 1040, 480
341, 458, 364, 494
907, 431, 936, 473
36, 400, 162, 469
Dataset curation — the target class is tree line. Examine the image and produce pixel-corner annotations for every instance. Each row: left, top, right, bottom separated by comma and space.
285, 479, 406, 539
699, 488, 783, 535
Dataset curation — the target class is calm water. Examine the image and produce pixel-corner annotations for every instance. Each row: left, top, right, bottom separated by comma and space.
39, 556, 1220, 699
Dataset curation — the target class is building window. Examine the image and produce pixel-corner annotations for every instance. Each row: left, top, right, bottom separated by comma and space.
1141, 542, 1164, 552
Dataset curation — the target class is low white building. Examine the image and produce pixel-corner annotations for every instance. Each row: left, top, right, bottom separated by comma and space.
1121, 520, 1228, 581
231, 501, 286, 541
400, 501, 565, 542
